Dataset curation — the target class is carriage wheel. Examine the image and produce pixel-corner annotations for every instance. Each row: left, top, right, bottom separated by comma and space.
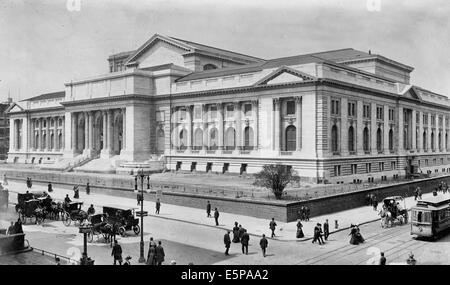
119, 227, 126, 237
133, 225, 140, 235
87, 231, 94, 243
62, 213, 71, 226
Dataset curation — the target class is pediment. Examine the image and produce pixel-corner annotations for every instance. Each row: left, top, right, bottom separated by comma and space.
6, 103, 24, 113
254, 66, 316, 86
401, 86, 422, 101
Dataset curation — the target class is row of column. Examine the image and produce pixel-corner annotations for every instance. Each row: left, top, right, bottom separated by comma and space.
30, 117, 64, 151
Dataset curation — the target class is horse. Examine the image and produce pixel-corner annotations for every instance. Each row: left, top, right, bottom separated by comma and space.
378, 208, 392, 228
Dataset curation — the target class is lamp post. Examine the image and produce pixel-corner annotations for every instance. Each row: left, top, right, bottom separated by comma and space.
136, 168, 148, 263
79, 224, 94, 265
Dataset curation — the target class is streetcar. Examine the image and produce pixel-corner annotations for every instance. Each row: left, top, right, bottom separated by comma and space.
410, 195, 450, 239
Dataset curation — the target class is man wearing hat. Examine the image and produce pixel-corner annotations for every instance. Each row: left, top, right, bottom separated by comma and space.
224, 231, 231, 255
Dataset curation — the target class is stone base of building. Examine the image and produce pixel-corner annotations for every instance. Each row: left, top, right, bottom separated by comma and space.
116, 160, 165, 175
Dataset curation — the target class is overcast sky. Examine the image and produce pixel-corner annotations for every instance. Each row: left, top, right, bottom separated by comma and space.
0, 0, 449, 102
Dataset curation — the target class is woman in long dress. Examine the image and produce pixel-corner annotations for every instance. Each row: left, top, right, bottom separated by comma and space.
349, 225, 358, 245
296, 220, 304, 238
232, 222, 240, 243
146, 245, 156, 265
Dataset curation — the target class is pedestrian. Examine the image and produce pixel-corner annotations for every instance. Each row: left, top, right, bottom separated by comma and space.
232, 222, 240, 243
372, 196, 378, 211
224, 231, 231, 255
155, 241, 165, 265
241, 229, 250, 255
238, 224, 245, 240
305, 206, 310, 221
318, 223, 325, 244
137, 192, 143, 206
297, 209, 302, 221
55, 257, 61, 265
64, 194, 71, 204
260, 234, 268, 257
323, 219, 329, 241
29, 177, 32, 188
206, 201, 211, 218
379, 252, 386, 265
414, 187, 419, 200
155, 198, 161, 214
312, 223, 323, 245
214, 208, 220, 226
87, 204, 95, 216
433, 188, 438, 196
111, 240, 123, 265
406, 252, 417, 265
134, 176, 138, 191
349, 225, 358, 245
85, 182, 90, 195
7, 222, 15, 235
300, 206, 306, 221
14, 218, 23, 234
48, 182, 53, 193
123, 256, 132, 265
2, 173, 7, 185
296, 219, 304, 238
366, 194, 372, 206
73, 185, 79, 199
269, 218, 277, 238
146, 241, 156, 265
417, 187, 422, 199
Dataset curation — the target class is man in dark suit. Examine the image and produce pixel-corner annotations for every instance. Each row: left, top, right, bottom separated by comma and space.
379, 252, 386, 265
259, 234, 268, 257
48, 182, 53, 193
269, 218, 277, 238
155, 241, 165, 265
323, 219, 330, 240
206, 201, 211, 217
111, 240, 123, 265
214, 208, 220, 226
85, 182, 90, 195
224, 231, 231, 255
241, 229, 250, 255
155, 198, 161, 214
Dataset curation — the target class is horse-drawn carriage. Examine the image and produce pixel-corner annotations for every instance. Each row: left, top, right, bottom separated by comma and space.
62, 201, 88, 226
87, 213, 113, 243
379, 196, 408, 228
20, 199, 46, 224
103, 205, 140, 237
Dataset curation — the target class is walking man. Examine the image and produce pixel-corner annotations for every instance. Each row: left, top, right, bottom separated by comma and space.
372, 195, 378, 211
238, 224, 245, 241
155, 198, 161, 214
224, 231, 231, 255
214, 208, 220, 226
111, 240, 123, 265
312, 223, 324, 245
206, 201, 212, 218
155, 241, 165, 265
323, 219, 330, 241
260, 234, 268, 257
417, 187, 422, 199
379, 252, 386, 265
241, 229, 250, 255
414, 187, 419, 200
305, 206, 310, 221
85, 182, 90, 195
48, 182, 53, 193
269, 218, 277, 238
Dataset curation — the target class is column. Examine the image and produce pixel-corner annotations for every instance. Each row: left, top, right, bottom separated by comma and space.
83, 112, 89, 150
71, 113, 77, 152
427, 113, 431, 151
107, 110, 113, 152
29, 119, 34, 151
102, 111, 107, 151
202, 104, 208, 149
217, 103, 224, 150
294, 97, 302, 151
171, 107, 178, 149
273, 98, 280, 151
253, 99, 259, 150
53, 117, 58, 151
186, 105, 192, 150
356, 101, 364, 155
39, 118, 44, 151
121, 108, 126, 151
397, 107, 404, 153
234, 101, 242, 150
88, 112, 94, 151
435, 115, 439, 151
341, 98, 348, 155
383, 106, 390, 153
370, 102, 377, 155
418, 111, 423, 152
61, 116, 65, 150
45, 117, 50, 151
411, 110, 416, 151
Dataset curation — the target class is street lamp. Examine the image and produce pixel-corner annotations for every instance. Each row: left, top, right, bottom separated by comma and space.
79, 224, 94, 265
135, 168, 148, 263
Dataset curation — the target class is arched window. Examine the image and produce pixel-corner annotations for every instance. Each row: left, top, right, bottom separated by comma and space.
438, 132, 442, 150
376, 128, 382, 152
58, 133, 63, 150
348, 126, 355, 152
193, 128, 203, 150
423, 131, 427, 150
42, 134, 47, 149
225, 127, 236, 150
403, 129, 407, 149
203, 64, 217, 71
331, 125, 339, 153
179, 129, 187, 150
431, 132, 435, 150
244, 126, 255, 150
446, 133, 448, 150
50, 133, 54, 149
285, 126, 296, 151
389, 129, 394, 151
363, 127, 370, 152
210, 128, 218, 150
35, 134, 39, 149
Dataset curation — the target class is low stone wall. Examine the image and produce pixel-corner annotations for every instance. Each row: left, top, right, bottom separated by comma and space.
0, 233, 25, 255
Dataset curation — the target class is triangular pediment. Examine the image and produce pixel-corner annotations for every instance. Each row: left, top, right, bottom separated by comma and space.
6, 103, 24, 113
254, 66, 316, 86
401, 86, 422, 101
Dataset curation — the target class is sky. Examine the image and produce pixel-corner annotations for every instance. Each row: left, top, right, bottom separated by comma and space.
0, 0, 449, 102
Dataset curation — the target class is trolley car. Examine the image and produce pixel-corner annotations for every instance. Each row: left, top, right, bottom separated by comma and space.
410, 195, 450, 239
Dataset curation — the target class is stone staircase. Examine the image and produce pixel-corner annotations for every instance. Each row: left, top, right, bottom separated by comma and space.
39, 154, 94, 172
73, 155, 125, 174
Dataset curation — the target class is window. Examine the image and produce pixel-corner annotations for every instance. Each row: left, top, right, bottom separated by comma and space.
391, 161, 396, 170
446, 116, 449, 127
389, 109, 395, 121
376, 106, 384, 120
244, 127, 254, 150
416, 112, 420, 124
366, 163, 371, 173
179, 129, 187, 149
433, 158, 437, 165
210, 105, 217, 120
331, 99, 340, 116
439, 132, 442, 149
244, 104, 252, 116
226, 105, 234, 118
431, 115, 436, 127
203, 64, 217, 70
225, 127, 236, 150
351, 164, 357, 174
363, 127, 370, 152
194, 106, 202, 120
363, 104, 371, 119
331, 125, 339, 153
109, 63, 114, 73
285, 126, 296, 151
348, 126, 355, 152
286, 101, 295, 115
193, 128, 203, 150
156, 111, 165, 122
431, 132, 435, 150
423, 131, 427, 150
377, 128, 382, 152
425, 159, 429, 166
334, 165, 341, 176
209, 128, 218, 149
379, 162, 384, 171
389, 129, 394, 151
441, 158, 444, 165
179, 108, 186, 120
439, 116, 443, 127
348, 102, 356, 117
423, 114, 428, 125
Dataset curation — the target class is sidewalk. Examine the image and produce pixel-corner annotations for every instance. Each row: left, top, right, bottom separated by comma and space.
4, 180, 444, 242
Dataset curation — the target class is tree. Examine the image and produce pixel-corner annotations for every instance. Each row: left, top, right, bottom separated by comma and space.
253, 164, 300, 199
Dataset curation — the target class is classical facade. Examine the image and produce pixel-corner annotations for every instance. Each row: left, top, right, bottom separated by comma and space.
7, 33, 450, 182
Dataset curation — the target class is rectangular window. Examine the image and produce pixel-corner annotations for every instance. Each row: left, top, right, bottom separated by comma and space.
379, 162, 384, 171
389, 109, 395, 121
431, 115, 436, 127
351, 164, 357, 174
416, 112, 420, 124
391, 161, 396, 170
425, 159, 429, 166
334, 165, 341, 176
156, 111, 165, 122
446, 116, 449, 127
363, 104, 371, 119
244, 104, 252, 116
286, 101, 295, 115
109, 63, 114, 73
433, 158, 436, 165
439, 116, 443, 127
423, 113, 428, 125
210, 105, 217, 119
441, 158, 444, 164
348, 102, 356, 117
331, 99, 340, 116
226, 105, 234, 118
194, 106, 202, 120
366, 163, 371, 173
376, 106, 384, 120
